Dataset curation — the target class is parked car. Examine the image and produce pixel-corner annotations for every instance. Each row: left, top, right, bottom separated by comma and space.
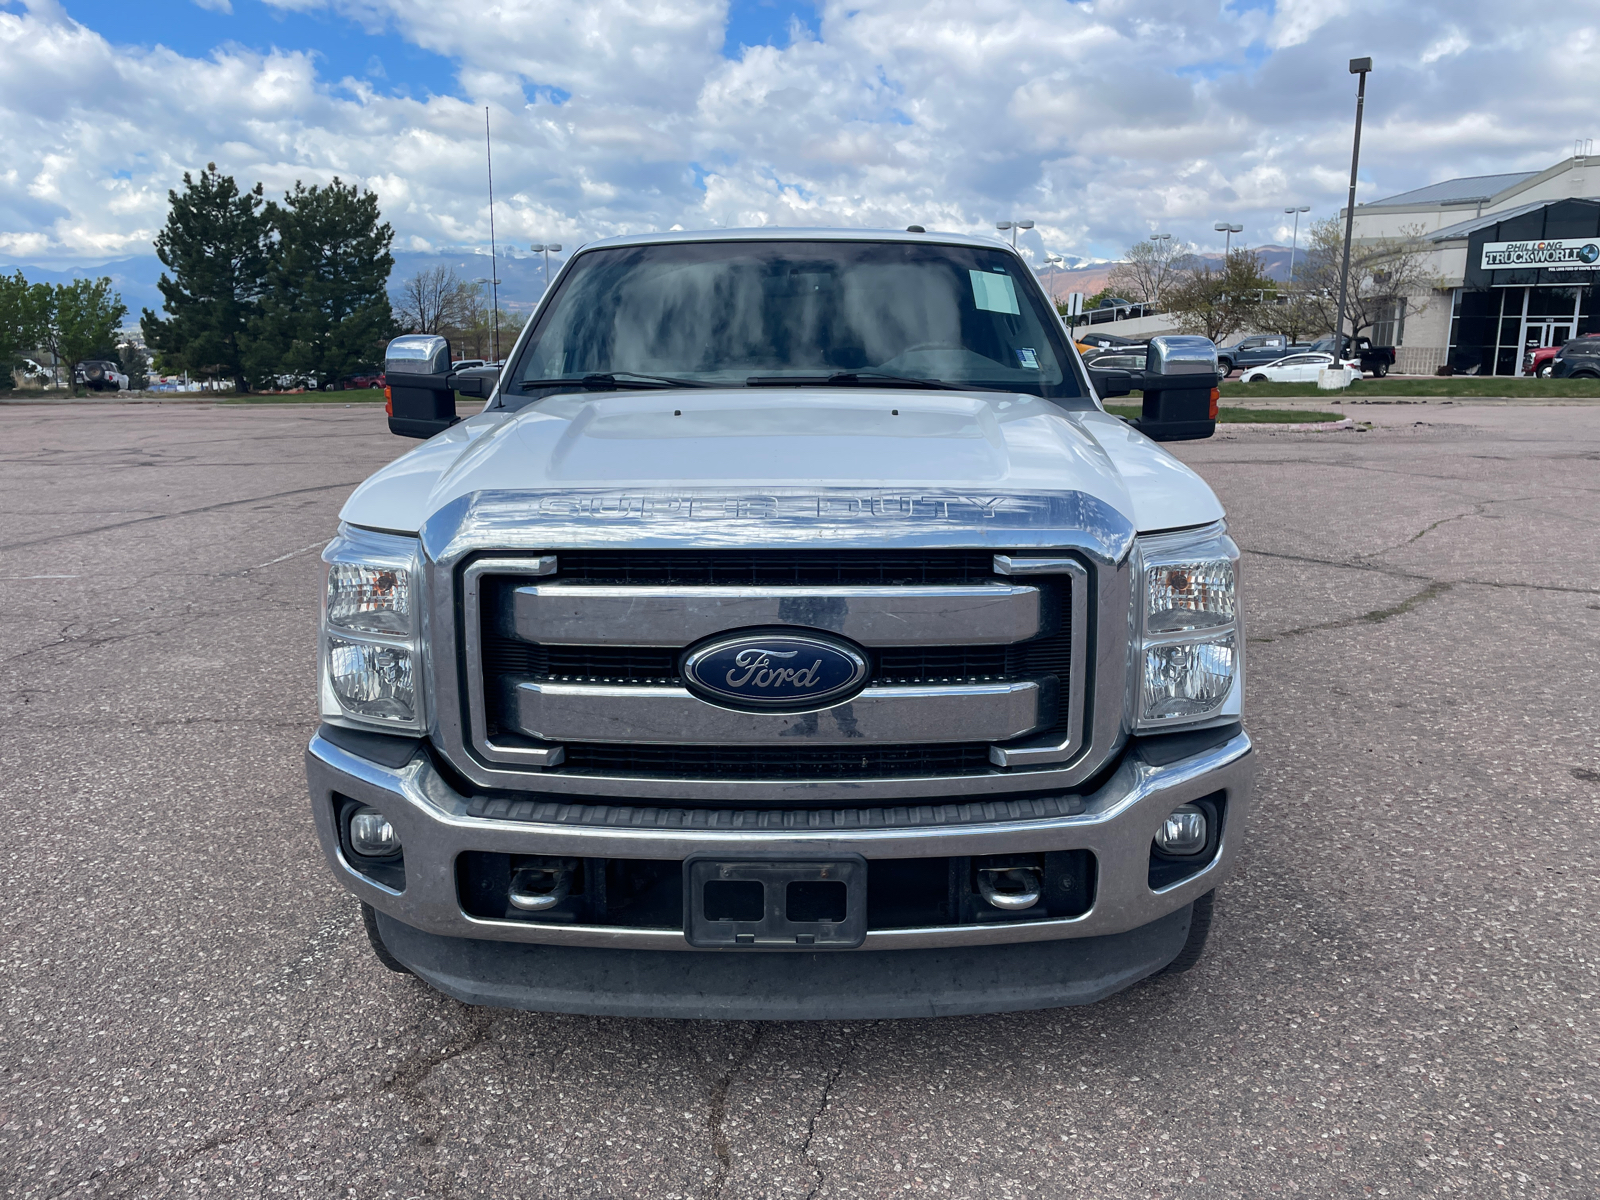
341, 372, 386, 390
1082, 346, 1148, 373
325, 229, 1252, 1019
1550, 335, 1600, 379
452, 358, 487, 370
75, 360, 128, 391
1076, 331, 1140, 349
1215, 335, 1291, 377
1239, 352, 1362, 386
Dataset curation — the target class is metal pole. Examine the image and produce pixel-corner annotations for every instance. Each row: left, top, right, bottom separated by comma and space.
1334, 61, 1370, 358
1285, 207, 1308, 283
485, 106, 499, 362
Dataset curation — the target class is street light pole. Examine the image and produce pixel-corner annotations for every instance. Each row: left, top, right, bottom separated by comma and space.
1333, 57, 1372, 361
1212, 221, 1243, 257
531, 243, 563, 293
1148, 232, 1173, 309
1284, 206, 1310, 282
995, 219, 1034, 249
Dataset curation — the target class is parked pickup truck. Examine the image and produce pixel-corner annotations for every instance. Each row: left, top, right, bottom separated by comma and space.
1215, 334, 1292, 377
1308, 335, 1396, 377
309, 228, 1254, 1019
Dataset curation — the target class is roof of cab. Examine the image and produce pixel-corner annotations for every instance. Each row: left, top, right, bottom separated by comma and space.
574, 226, 1021, 254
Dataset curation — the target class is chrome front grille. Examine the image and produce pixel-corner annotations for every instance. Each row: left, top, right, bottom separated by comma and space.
463, 550, 1087, 781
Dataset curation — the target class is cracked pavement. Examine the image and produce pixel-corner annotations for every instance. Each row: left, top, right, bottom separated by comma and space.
1, 400, 1597, 1198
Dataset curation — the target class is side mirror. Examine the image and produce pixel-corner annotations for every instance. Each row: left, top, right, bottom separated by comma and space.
1134, 336, 1219, 442
385, 334, 461, 439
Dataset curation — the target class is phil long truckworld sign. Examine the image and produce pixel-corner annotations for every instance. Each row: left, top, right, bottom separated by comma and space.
1481, 238, 1600, 271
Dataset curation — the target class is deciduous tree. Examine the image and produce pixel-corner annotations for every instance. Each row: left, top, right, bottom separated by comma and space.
40, 279, 127, 396
0, 270, 49, 386
1166, 248, 1275, 344
1291, 218, 1444, 343
1107, 237, 1193, 309
395, 265, 473, 334
141, 164, 270, 391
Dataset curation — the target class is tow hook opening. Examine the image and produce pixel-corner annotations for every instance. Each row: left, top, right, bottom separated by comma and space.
977, 866, 1043, 911
509, 859, 577, 911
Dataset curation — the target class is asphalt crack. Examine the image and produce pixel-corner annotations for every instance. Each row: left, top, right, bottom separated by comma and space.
707, 1024, 768, 1198
800, 1022, 877, 1200
0, 480, 362, 553
1242, 546, 1600, 596
1253, 580, 1454, 643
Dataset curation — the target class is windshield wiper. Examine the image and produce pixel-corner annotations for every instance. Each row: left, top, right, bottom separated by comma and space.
745, 371, 963, 390
519, 371, 707, 391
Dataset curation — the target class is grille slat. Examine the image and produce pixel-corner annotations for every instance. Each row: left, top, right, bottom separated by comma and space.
549, 549, 1000, 586
474, 550, 1081, 780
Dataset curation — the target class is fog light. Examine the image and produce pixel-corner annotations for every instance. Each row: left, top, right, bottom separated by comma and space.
1154, 804, 1207, 856
349, 806, 401, 857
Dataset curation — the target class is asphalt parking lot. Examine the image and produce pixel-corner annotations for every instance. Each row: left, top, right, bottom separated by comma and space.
1, 400, 1597, 1198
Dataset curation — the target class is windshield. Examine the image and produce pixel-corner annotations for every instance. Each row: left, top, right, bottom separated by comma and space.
501, 239, 1086, 407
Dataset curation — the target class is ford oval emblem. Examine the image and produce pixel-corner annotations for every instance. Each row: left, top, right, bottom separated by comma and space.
681, 630, 870, 711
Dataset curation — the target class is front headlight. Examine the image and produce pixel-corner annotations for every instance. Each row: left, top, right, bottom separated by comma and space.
1134, 524, 1242, 731
320, 526, 424, 732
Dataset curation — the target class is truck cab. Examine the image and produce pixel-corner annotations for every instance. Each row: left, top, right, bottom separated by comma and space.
1215, 334, 1289, 376
309, 229, 1254, 1018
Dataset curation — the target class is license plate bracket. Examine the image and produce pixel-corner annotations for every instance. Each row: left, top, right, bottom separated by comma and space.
684, 856, 867, 948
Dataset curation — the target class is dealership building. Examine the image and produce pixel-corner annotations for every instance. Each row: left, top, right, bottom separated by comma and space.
1345, 155, 1599, 375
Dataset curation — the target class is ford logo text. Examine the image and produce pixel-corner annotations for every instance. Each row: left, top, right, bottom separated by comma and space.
681, 631, 869, 711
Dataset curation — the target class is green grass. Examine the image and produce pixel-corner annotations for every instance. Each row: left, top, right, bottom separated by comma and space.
1106, 404, 1344, 424
1218, 377, 1600, 398
225, 388, 387, 404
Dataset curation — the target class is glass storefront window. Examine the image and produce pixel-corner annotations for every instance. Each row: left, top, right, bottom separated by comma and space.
1449, 285, 1596, 375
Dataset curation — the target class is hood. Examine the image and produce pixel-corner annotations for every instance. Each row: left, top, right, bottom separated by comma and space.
340, 389, 1222, 539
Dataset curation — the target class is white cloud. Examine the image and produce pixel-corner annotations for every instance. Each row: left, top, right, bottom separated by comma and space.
0, 0, 1593, 275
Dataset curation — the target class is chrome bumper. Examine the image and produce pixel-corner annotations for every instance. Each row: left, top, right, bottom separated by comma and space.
305, 728, 1254, 951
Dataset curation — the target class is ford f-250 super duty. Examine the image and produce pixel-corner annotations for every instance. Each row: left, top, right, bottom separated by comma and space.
306, 228, 1254, 1019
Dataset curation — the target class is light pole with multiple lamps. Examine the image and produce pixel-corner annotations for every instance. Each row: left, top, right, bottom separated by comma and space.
1149, 233, 1173, 308
1283, 206, 1310, 282
473, 277, 501, 361
1333, 57, 1372, 363
1212, 222, 1243, 257
995, 219, 1034, 248
530, 243, 563, 293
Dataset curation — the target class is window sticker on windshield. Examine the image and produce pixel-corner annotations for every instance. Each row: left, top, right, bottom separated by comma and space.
969, 270, 1020, 315
1015, 347, 1040, 369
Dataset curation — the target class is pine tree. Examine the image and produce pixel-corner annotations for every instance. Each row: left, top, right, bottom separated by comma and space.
141, 164, 269, 392
246, 179, 395, 388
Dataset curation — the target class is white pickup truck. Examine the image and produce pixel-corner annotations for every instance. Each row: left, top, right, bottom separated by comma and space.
306, 228, 1253, 1019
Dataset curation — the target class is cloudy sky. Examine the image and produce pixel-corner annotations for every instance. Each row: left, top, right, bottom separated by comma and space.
0, 0, 1595, 276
